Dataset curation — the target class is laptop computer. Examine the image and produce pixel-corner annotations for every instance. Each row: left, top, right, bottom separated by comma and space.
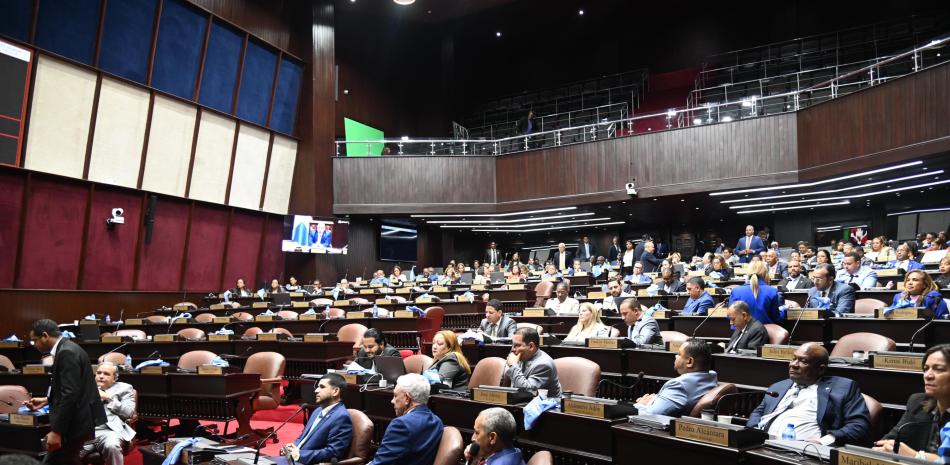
459, 272, 474, 284
490, 272, 505, 282
374, 356, 408, 384
271, 293, 292, 307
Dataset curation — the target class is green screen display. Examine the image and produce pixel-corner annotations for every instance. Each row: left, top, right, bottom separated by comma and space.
343, 117, 384, 156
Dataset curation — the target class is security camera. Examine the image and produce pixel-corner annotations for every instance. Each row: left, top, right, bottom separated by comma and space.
106, 208, 125, 227
625, 182, 638, 196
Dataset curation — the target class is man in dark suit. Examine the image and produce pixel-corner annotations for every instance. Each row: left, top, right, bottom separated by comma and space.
553, 243, 573, 272
659, 268, 685, 293
354, 329, 400, 370
724, 301, 769, 352
485, 241, 502, 267
747, 343, 870, 446
806, 264, 856, 314
615, 298, 662, 346
369, 374, 443, 465
764, 250, 788, 279
26, 319, 107, 465
576, 236, 596, 262
736, 225, 766, 264
607, 236, 623, 264
640, 241, 663, 274
479, 299, 517, 339
777, 260, 814, 291
282, 373, 352, 464
633, 234, 651, 263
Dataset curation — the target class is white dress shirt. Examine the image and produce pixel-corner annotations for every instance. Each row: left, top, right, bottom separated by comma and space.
762, 384, 836, 445
544, 297, 579, 315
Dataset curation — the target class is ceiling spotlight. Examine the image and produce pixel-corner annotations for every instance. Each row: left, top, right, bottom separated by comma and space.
393, 0, 415, 4
578, 9, 584, 15
496, 31, 502, 37
343, 89, 349, 94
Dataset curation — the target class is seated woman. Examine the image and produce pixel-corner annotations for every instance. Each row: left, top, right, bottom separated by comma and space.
705, 254, 733, 281
506, 264, 527, 283
891, 270, 948, 319
390, 265, 407, 283
814, 249, 833, 268
263, 279, 284, 294
564, 303, 611, 343
868, 236, 896, 262
540, 263, 562, 280
438, 268, 460, 286
873, 343, 950, 460
566, 259, 584, 276
473, 265, 493, 285
284, 276, 301, 292
728, 260, 782, 324
526, 257, 541, 272
227, 278, 253, 298
933, 255, 950, 289
507, 253, 523, 271
428, 330, 471, 389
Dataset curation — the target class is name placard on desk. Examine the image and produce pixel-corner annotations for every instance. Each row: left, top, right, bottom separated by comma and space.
208, 334, 231, 342
876, 268, 901, 277
709, 307, 728, 317
173, 317, 188, 324
673, 419, 729, 446
667, 340, 684, 353
289, 292, 304, 298
832, 446, 905, 465
300, 313, 321, 321
153, 334, 178, 342
140, 366, 171, 375
22, 365, 49, 375
757, 344, 798, 360
197, 365, 224, 375
255, 315, 274, 322
125, 318, 145, 326
587, 337, 628, 349
506, 278, 523, 284
471, 284, 486, 291
416, 297, 433, 304
210, 303, 227, 310
394, 311, 415, 318
522, 308, 546, 317
213, 317, 232, 324
375, 299, 393, 305
0, 341, 21, 348
333, 300, 351, 306
588, 291, 607, 299
785, 309, 824, 320
346, 311, 366, 319
875, 307, 925, 320
359, 289, 376, 295
292, 301, 310, 308
652, 310, 668, 319
9, 412, 48, 426
369, 282, 382, 288
869, 352, 924, 372
456, 296, 470, 302
433, 286, 449, 293
395, 287, 411, 295
101, 336, 127, 343
507, 284, 526, 290
257, 333, 280, 341
304, 333, 332, 342
562, 399, 606, 418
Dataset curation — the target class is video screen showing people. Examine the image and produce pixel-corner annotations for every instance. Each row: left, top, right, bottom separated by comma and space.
282, 216, 349, 254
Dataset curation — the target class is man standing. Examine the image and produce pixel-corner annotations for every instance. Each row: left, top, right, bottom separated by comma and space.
479, 299, 517, 339
639, 241, 663, 274
614, 298, 662, 346
554, 243, 573, 272
26, 319, 106, 465
486, 241, 502, 267
635, 340, 718, 417
576, 236, 596, 263
736, 225, 766, 264
806, 264, 856, 315
369, 374, 443, 465
836, 252, 878, 290
746, 343, 870, 445
464, 408, 525, 465
79, 362, 135, 465
505, 328, 562, 397
607, 236, 623, 265
724, 301, 769, 353
777, 260, 814, 291
283, 373, 352, 464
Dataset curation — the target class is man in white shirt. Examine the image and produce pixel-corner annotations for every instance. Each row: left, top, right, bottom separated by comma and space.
777, 260, 814, 290
601, 278, 632, 315
835, 252, 878, 290
544, 282, 579, 315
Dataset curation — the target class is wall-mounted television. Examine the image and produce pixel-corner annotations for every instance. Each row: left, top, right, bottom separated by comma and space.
282, 215, 349, 254
379, 219, 417, 262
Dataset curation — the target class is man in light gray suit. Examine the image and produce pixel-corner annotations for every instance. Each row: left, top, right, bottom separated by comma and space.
81, 362, 135, 465
479, 299, 517, 339
806, 264, 856, 315
636, 340, 718, 416
614, 298, 661, 346
505, 327, 561, 397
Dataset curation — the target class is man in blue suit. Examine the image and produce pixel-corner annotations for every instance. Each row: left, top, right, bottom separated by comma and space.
747, 343, 870, 446
311, 222, 332, 248
282, 373, 352, 464
464, 408, 526, 465
682, 277, 715, 315
806, 264, 856, 315
635, 339, 719, 417
885, 243, 925, 272
369, 374, 443, 465
736, 225, 766, 264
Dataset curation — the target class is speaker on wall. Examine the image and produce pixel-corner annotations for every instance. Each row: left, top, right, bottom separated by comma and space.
144, 194, 157, 244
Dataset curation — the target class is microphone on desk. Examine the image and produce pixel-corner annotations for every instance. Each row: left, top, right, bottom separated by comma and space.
253, 404, 308, 464
713, 390, 778, 419
103, 341, 134, 361
466, 443, 481, 465
785, 303, 807, 347
908, 318, 936, 353
0, 397, 15, 407
145, 350, 161, 360
691, 302, 724, 339
892, 418, 943, 454
115, 309, 124, 331
595, 371, 644, 398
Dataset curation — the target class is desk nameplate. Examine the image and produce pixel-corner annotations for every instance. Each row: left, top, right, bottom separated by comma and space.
22, 365, 49, 375
292, 301, 310, 308
394, 311, 415, 318
346, 312, 366, 319
588, 338, 623, 349
255, 315, 274, 322
125, 319, 145, 326
212, 317, 232, 324
588, 292, 607, 299
832, 446, 905, 465
300, 313, 320, 321
522, 308, 546, 317
333, 300, 351, 307
153, 334, 178, 342
673, 419, 729, 446
304, 333, 332, 342
563, 399, 605, 418
197, 365, 223, 375
785, 309, 824, 320
10, 413, 48, 426
0, 341, 21, 348
508, 284, 526, 290
758, 345, 798, 361
875, 307, 926, 320
395, 288, 411, 295
869, 352, 924, 372
208, 334, 231, 342
469, 388, 535, 405
359, 289, 375, 295
667, 340, 684, 353
375, 299, 392, 305
101, 336, 126, 343
433, 287, 449, 293
416, 298, 433, 304
140, 366, 171, 375
257, 333, 280, 341
471, 284, 486, 291
252, 302, 269, 309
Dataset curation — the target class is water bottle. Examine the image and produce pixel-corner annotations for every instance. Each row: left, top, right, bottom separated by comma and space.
105, 314, 111, 324
782, 424, 796, 440
372, 304, 379, 317
125, 354, 132, 369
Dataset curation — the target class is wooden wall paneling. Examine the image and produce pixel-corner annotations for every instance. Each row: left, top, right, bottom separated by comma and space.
81, 72, 103, 180
230, 33, 248, 115
186, 0, 302, 58
176, 202, 194, 290
92, 0, 107, 66
193, 13, 213, 100
136, 92, 155, 188
264, 51, 281, 127
258, 132, 275, 209
75, 184, 94, 288
146, 0, 163, 86
0, 170, 27, 288
17, 176, 89, 289
184, 108, 203, 197
216, 208, 233, 290
136, 195, 189, 291
310, 1, 333, 216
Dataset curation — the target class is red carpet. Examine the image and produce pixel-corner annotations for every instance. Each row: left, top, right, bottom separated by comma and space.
125, 405, 308, 465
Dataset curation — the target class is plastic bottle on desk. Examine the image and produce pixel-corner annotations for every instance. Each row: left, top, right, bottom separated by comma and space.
105, 314, 111, 324
125, 354, 133, 369
781, 424, 796, 440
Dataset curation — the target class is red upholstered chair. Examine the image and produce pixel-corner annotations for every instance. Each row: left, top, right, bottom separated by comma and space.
689, 383, 737, 417
327, 308, 346, 318
232, 312, 254, 321
855, 299, 888, 315
98, 352, 127, 366
115, 329, 147, 341
468, 357, 507, 389
533, 281, 555, 307
176, 328, 206, 340
404, 354, 434, 374
244, 352, 286, 411
432, 427, 464, 465
335, 409, 374, 465
271, 327, 293, 337
194, 313, 216, 323
243, 327, 264, 337
398, 349, 413, 358
277, 310, 299, 320
145, 315, 169, 324
553, 357, 600, 396
516, 322, 544, 335
338, 324, 370, 355
784, 300, 801, 309
422, 307, 445, 342
660, 331, 689, 343
178, 350, 218, 370
764, 324, 790, 345
0, 385, 30, 414
863, 394, 884, 438
830, 332, 896, 357
0, 355, 16, 372
527, 451, 553, 465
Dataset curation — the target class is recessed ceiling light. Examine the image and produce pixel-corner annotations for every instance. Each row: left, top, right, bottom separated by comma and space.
496, 31, 502, 37
393, 0, 415, 5
578, 9, 584, 15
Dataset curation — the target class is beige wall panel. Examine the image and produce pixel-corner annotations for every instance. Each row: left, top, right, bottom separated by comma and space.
24, 55, 97, 179
188, 112, 236, 204
228, 124, 270, 210
262, 136, 297, 214
87, 78, 149, 188
141, 96, 196, 197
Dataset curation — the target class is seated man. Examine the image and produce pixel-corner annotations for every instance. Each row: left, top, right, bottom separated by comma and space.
369, 270, 388, 285
635, 340, 718, 417
601, 278, 633, 316
464, 408, 525, 465
308, 280, 324, 296
659, 267, 685, 294
282, 373, 352, 464
806, 264, 856, 314
505, 327, 562, 397
353, 329, 400, 371
682, 277, 715, 316
885, 243, 925, 272
614, 298, 662, 346
369, 374, 443, 465
540, 263, 562, 280
331, 279, 356, 299
777, 260, 814, 291
747, 343, 870, 446
479, 299, 517, 339
724, 301, 768, 353
566, 259, 584, 276
764, 250, 788, 279
544, 282, 580, 315
625, 262, 652, 285
81, 362, 136, 465
835, 252, 878, 290
590, 256, 608, 279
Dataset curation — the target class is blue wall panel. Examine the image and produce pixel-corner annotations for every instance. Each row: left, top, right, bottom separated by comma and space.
198, 21, 243, 113
236, 40, 276, 126
151, 0, 206, 99
270, 58, 302, 134
0, 0, 32, 42
35, 0, 100, 64
99, 0, 156, 83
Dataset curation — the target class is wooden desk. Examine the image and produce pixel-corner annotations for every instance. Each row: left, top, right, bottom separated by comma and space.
612, 423, 751, 465
0, 420, 49, 457
744, 446, 826, 465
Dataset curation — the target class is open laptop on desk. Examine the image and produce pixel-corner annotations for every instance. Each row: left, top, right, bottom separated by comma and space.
271, 293, 292, 307
374, 356, 407, 384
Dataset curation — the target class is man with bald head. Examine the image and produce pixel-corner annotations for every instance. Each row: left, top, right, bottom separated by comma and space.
747, 343, 870, 446
554, 243, 573, 272
80, 362, 136, 465
736, 225, 766, 264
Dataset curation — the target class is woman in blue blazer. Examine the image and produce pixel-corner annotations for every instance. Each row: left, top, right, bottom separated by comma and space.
890, 270, 948, 319
728, 261, 782, 324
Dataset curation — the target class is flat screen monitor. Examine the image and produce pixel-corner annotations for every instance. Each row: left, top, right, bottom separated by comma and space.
379, 220, 417, 262
282, 216, 349, 254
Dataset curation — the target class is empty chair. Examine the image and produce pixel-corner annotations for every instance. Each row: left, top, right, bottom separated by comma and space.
335, 409, 374, 465
338, 323, 370, 354
432, 426, 464, 465
277, 310, 299, 320
533, 281, 555, 306
327, 308, 346, 318
374, 308, 391, 317
243, 327, 265, 337
422, 307, 445, 343
830, 332, 896, 357
145, 315, 169, 324
244, 351, 286, 411
785, 300, 801, 309
98, 352, 127, 366
351, 298, 370, 305
271, 327, 293, 337
0, 385, 30, 414
115, 329, 147, 341
194, 313, 216, 323
177, 350, 218, 370
311, 298, 334, 307
527, 451, 554, 465
660, 331, 689, 343
176, 327, 206, 340
232, 312, 254, 321
404, 354, 434, 374
689, 383, 738, 417
764, 324, 790, 345
553, 357, 600, 397
516, 322, 543, 335
0, 355, 15, 372
855, 298, 888, 315
468, 357, 508, 389
173, 302, 198, 310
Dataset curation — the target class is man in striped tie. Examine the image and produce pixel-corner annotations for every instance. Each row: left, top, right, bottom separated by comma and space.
282, 373, 352, 464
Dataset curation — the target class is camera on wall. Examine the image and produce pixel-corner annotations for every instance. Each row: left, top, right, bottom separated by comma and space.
106, 208, 125, 228
625, 181, 638, 196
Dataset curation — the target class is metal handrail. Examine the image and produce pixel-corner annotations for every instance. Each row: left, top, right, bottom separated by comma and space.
335, 34, 949, 158
466, 102, 629, 139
